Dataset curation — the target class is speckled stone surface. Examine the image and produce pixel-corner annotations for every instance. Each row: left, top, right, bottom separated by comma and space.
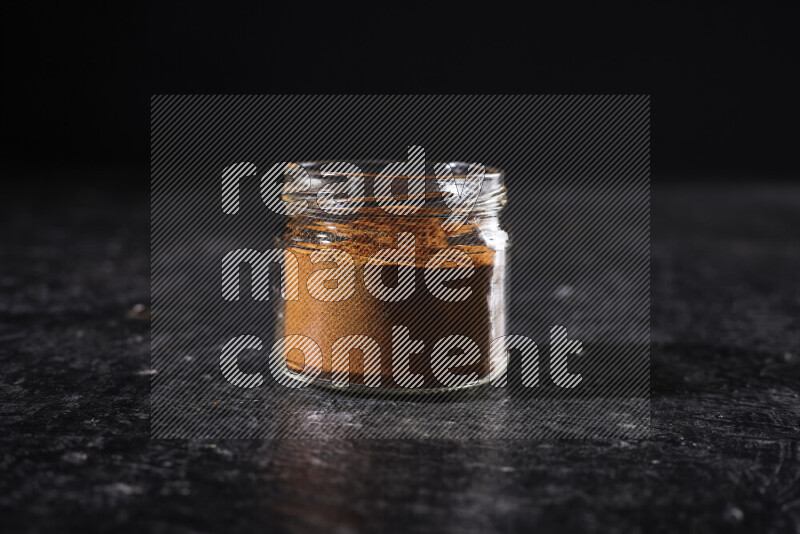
1, 176, 798, 533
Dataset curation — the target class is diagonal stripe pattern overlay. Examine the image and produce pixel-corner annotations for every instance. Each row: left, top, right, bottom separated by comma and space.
151, 95, 650, 439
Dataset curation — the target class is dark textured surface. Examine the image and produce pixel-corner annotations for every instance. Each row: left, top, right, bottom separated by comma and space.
1, 176, 799, 533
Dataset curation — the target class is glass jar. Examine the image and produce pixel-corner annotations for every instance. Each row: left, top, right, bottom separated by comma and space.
273, 159, 508, 392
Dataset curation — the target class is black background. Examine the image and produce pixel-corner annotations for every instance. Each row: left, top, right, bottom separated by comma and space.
2, 3, 798, 181
2, 3, 800, 533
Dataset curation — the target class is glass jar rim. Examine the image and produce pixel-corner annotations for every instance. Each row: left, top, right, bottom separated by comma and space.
283, 159, 506, 219
296, 158, 503, 185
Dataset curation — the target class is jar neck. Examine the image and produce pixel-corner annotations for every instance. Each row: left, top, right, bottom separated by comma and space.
294, 186, 507, 223
282, 160, 506, 224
